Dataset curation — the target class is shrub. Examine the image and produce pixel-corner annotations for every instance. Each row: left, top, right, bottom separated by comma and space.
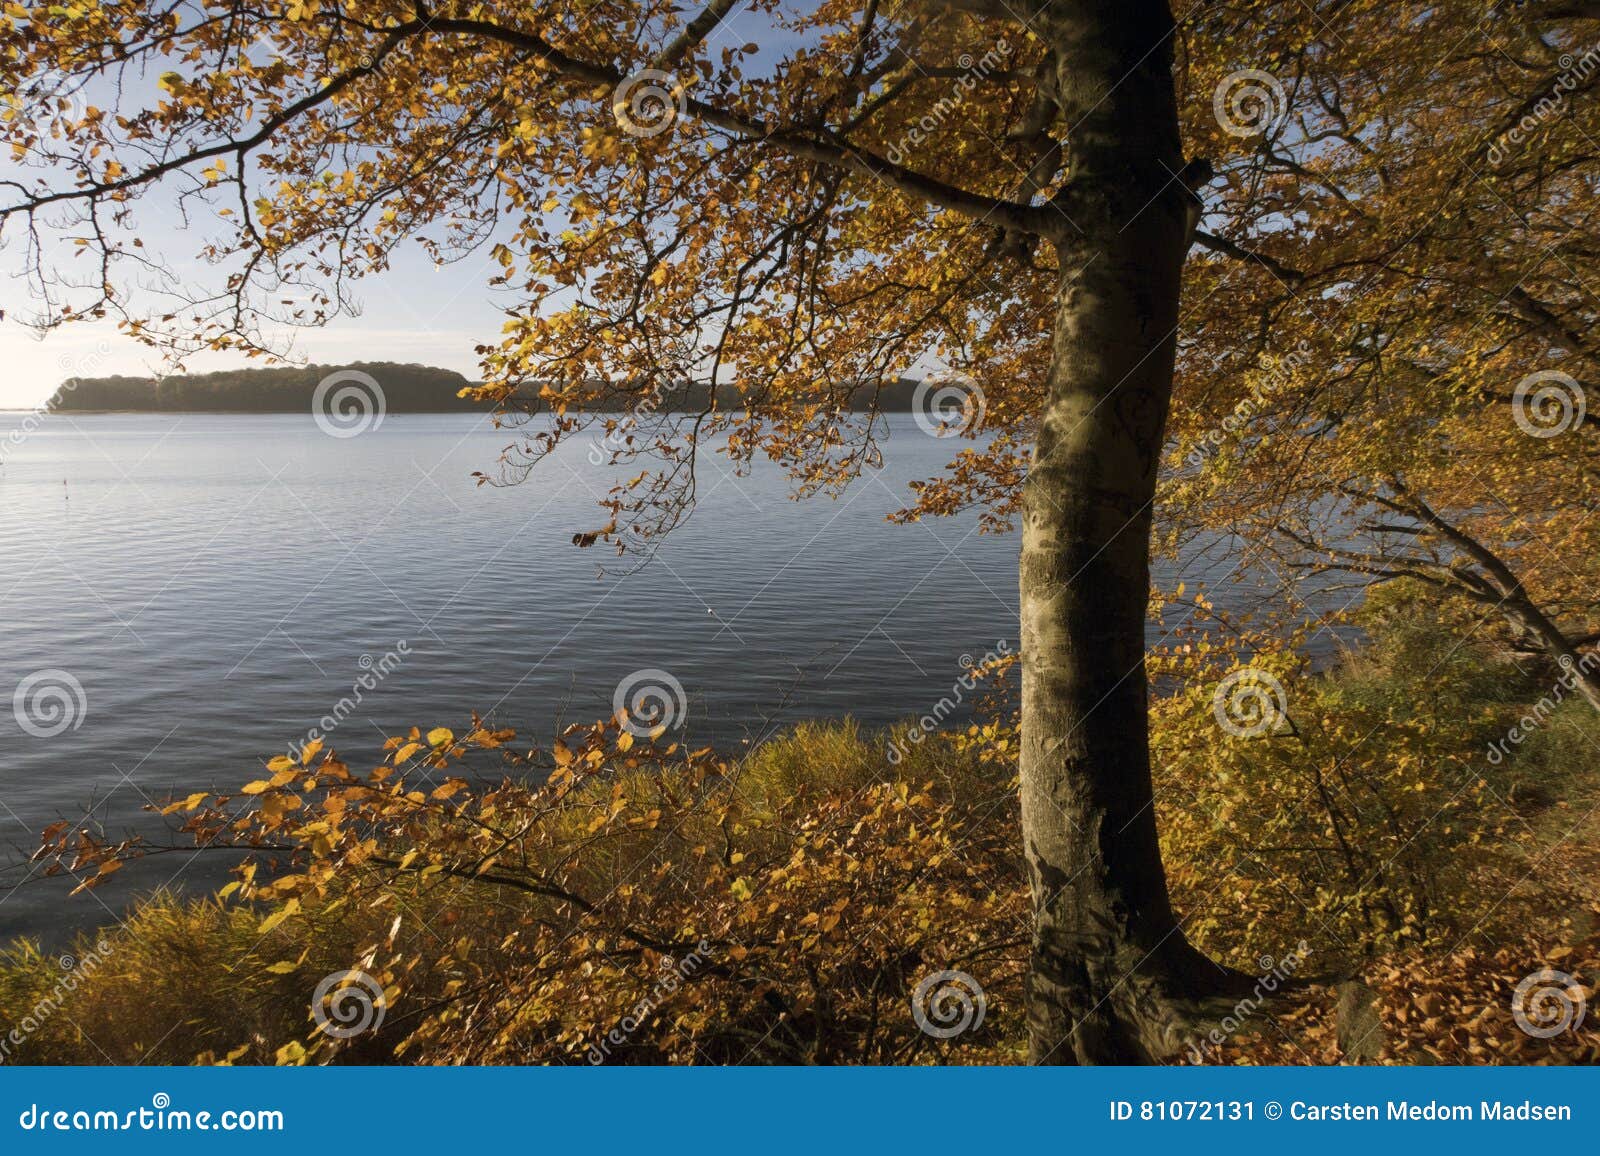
4, 599, 1596, 1066
9, 718, 1027, 1065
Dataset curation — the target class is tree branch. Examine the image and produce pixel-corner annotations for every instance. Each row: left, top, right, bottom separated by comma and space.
1192, 229, 1308, 285
421, 16, 1051, 236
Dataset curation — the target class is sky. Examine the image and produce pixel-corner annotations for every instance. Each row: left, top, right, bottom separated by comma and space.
0, 239, 508, 409
0, 4, 816, 411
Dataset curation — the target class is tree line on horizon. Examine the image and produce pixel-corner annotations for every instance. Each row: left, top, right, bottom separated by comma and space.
50, 362, 930, 414
52, 361, 483, 412
7, 0, 1600, 1064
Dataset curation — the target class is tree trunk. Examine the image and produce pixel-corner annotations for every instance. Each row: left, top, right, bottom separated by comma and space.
1502, 600, 1600, 712
1019, 0, 1249, 1064
1388, 484, 1600, 712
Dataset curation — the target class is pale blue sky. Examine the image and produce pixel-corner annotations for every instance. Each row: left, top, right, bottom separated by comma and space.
0, 233, 510, 408
0, 3, 829, 410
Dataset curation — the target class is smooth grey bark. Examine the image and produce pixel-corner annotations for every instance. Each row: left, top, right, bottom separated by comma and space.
1018, 0, 1248, 1064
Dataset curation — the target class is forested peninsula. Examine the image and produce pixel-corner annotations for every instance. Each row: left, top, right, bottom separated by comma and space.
50, 363, 485, 413
49, 363, 927, 413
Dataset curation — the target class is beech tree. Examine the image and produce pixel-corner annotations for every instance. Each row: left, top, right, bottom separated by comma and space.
1146, 0, 1600, 714
4, 0, 1327, 1062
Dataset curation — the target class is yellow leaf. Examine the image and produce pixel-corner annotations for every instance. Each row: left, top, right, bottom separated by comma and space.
427, 727, 454, 747
259, 794, 301, 823
258, 898, 300, 935
162, 791, 210, 814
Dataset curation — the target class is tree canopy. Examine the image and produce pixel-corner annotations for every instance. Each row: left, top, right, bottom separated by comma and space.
9, 0, 1600, 1064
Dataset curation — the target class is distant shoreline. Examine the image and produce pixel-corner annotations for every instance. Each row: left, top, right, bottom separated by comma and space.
1, 407, 496, 415
28, 360, 928, 416
0, 409, 921, 419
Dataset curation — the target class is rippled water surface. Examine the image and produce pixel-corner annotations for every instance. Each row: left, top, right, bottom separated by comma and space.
0, 412, 1298, 942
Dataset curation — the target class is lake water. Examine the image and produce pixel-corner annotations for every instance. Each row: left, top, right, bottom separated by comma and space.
0, 412, 1304, 944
